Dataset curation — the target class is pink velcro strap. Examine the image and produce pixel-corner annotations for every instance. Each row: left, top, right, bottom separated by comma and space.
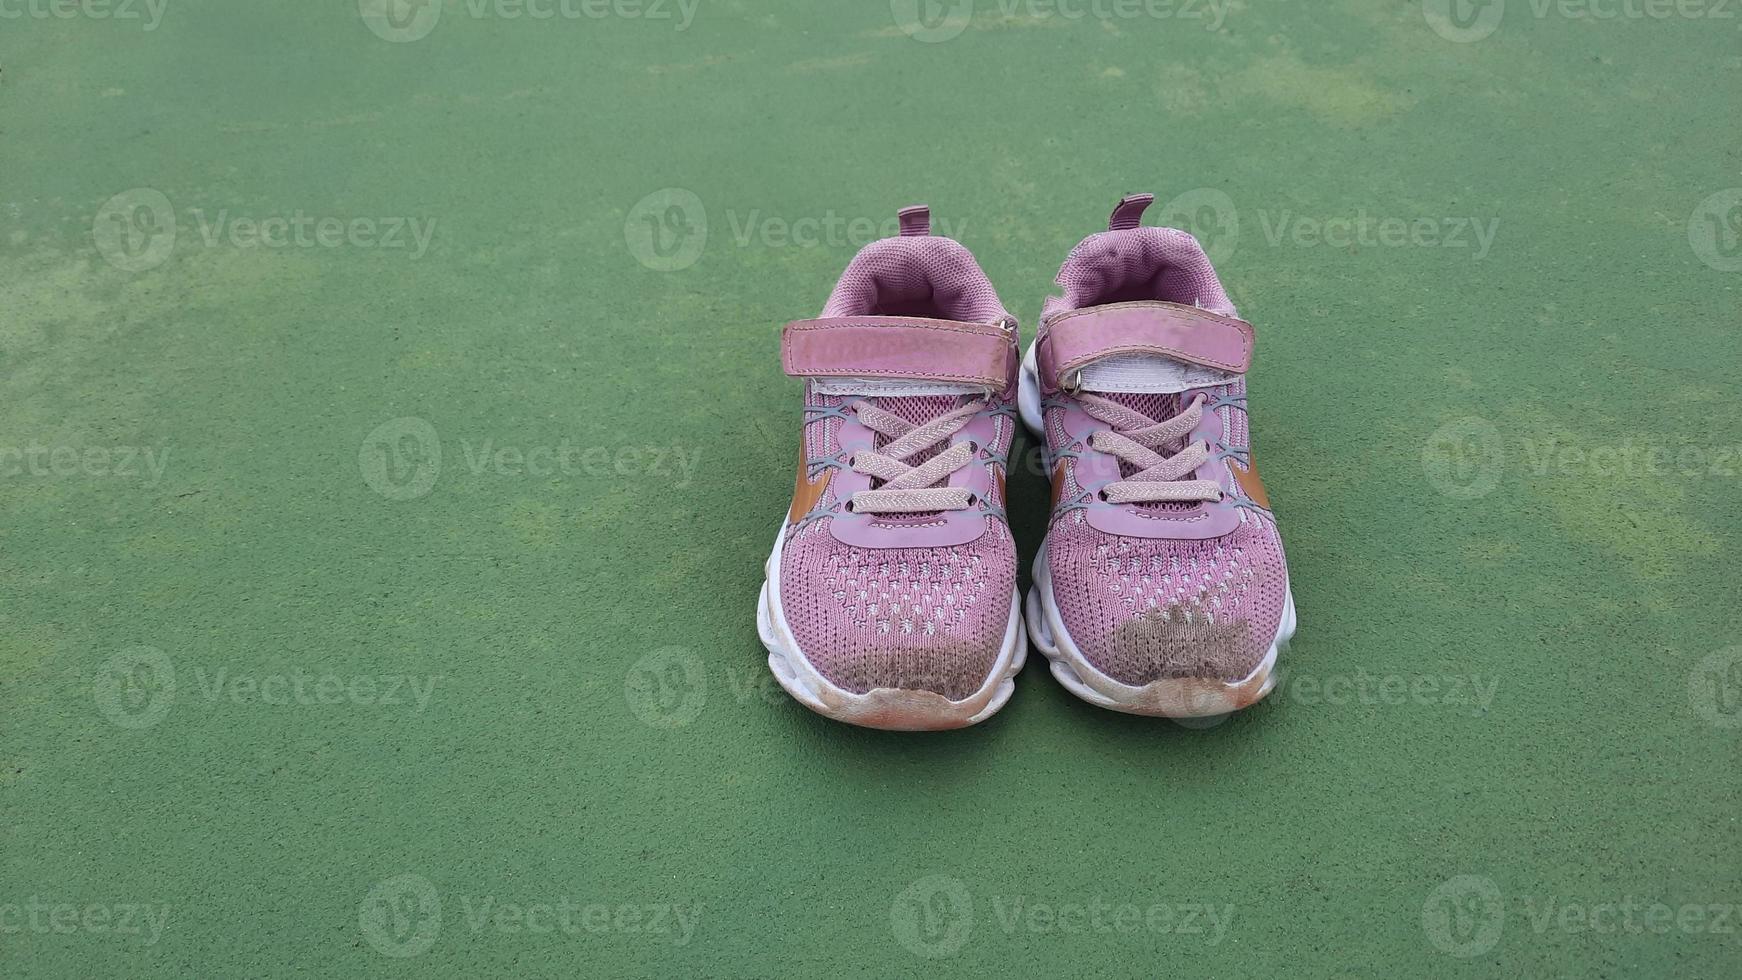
1037, 301, 1254, 389
781, 317, 1017, 390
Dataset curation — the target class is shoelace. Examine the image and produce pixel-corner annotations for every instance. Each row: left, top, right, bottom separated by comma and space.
846, 399, 987, 515
1078, 392, 1225, 504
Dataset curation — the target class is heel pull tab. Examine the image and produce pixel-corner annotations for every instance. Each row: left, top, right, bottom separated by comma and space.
1108, 193, 1153, 231
898, 204, 931, 236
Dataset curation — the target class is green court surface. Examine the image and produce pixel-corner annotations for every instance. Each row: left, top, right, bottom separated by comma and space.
3, 1, 1740, 977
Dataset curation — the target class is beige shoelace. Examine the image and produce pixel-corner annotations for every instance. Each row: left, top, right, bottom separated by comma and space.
1079, 393, 1224, 504
847, 400, 986, 515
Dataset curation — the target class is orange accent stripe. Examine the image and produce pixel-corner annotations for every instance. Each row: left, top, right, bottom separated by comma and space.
1232, 455, 1271, 510
1049, 461, 1067, 510
789, 444, 832, 524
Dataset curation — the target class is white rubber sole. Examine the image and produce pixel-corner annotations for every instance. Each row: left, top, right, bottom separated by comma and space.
757, 523, 1027, 731
1017, 342, 1298, 718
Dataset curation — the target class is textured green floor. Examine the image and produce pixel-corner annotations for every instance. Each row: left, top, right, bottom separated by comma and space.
3, 1, 1740, 977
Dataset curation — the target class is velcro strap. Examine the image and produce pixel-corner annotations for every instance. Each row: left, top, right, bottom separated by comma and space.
781, 317, 1017, 390
1037, 301, 1254, 390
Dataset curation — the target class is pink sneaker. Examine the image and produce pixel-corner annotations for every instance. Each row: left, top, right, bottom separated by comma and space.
756, 206, 1028, 730
1019, 194, 1296, 718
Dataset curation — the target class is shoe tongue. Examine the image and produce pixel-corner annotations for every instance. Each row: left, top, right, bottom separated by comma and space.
1100, 391, 1182, 424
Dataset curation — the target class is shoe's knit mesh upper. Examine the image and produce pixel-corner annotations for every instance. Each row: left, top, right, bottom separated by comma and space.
780, 516, 1015, 700
1044, 478, 1286, 684
780, 232, 1017, 701
1041, 227, 1288, 685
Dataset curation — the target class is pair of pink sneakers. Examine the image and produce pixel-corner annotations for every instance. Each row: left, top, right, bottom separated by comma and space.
755, 196, 1296, 730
